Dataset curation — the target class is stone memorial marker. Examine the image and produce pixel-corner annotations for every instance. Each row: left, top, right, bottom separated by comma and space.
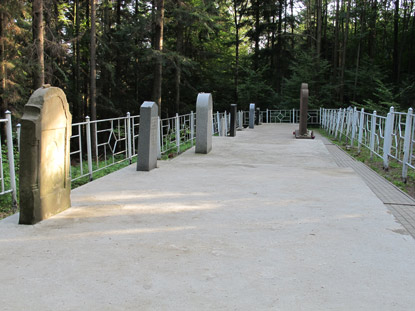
295, 83, 314, 139
196, 93, 213, 154
249, 103, 255, 129
230, 104, 237, 137
137, 101, 158, 171
19, 86, 72, 225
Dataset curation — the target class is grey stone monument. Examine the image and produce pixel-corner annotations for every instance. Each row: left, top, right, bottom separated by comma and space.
295, 83, 314, 139
196, 93, 213, 154
230, 104, 237, 137
137, 101, 158, 171
249, 103, 255, 129
19, 86, 72, 225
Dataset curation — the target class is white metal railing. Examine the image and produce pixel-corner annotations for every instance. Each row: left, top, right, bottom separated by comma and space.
0, 111, 17, 211
321, 106, 415, 182
2, 107, 318, 210
242, 109, 320, 126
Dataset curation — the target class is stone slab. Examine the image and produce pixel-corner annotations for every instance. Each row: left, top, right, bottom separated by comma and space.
19, 86, 72, 225
136, 101, 158, 171
195, 93, 213, 154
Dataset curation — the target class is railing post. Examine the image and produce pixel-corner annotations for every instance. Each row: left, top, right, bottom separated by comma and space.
351, 107, 358, 147
126, 112, 132, 163
224, 110, 228, 136
16, 123, 21, 153
318, 107, 323, 126
190, 111, 195, 145
369, 111, 377, 159
216, 111, 220, 134
292, 108, 295, 123
338, 109, 345, 141
175, 113, 180, 153
266, 109, 269, 123
5, 111, 17, 211
335, 109, 342, 138
86, 116, 93, 181
402, 108, 413, 182
157, 116, 162, 159
358, 108, 365, 153
383, 107, 395, 169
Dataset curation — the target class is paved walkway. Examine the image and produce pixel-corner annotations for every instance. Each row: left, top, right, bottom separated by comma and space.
317, 134, 415, 238
1, 124, 415, 310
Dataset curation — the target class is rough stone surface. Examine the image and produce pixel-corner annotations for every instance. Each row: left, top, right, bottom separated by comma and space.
195, 93, 213, 154
230, 104, 237, 137
19, 86, 71, 225
2, 124, 415, 310
249, 103, 255, 129
136, 101, 158, 171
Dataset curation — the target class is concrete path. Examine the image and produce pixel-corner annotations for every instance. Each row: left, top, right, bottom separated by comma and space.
1, 124, 415, 310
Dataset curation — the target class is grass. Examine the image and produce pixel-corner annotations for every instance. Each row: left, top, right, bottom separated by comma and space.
317, 129, 415, 198
0, 139, 196, 220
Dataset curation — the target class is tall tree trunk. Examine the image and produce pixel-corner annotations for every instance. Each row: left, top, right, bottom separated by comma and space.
233, 0, 239, 106
90, 0, 97, 155
33, 0, 45, 89
332, 0, 340, 83
368, 0, 377, 59
393, 0, 400, 83
339, 0, 350, 104
152, 0, 164, 117
253, 0, 260, 71
74, 0, 81, 121
0, 11, 6, 143
174, 0, 184, 114
316, 0, 322, 57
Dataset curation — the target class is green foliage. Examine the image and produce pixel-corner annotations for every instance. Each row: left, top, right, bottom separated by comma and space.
280, 51, 334, 109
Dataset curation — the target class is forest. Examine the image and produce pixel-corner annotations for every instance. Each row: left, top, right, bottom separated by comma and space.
0, 0, 415, 124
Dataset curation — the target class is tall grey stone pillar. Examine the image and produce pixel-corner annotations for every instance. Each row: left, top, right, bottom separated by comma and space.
19, 86, 72, 225
196, 93, 213, 154
137, 102, 158, 171
299, 83, 309, 135
295, 83, 314, 139
230, 104, 237, 137
249, 103, 255, 129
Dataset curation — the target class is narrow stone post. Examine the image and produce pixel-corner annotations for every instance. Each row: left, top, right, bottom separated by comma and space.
136, 101, 158, 171
230, 104, 237, 137
249, 103, 255, 129
195, 93, 213, 154
224, 110, 228, 136
266, 108, 269, 123
19, 86, 72, 224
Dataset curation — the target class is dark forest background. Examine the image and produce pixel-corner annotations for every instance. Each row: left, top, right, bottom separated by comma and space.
1, 0, 415, 124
